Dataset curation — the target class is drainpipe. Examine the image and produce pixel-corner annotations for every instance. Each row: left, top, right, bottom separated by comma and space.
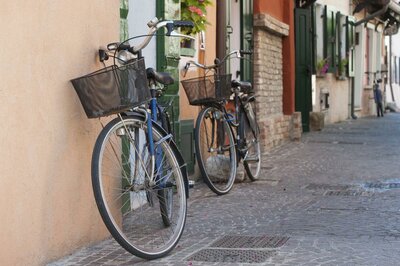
216, 0, 227, 63
350, 2, 357, 119
351, 77, 357, 119
389, 35, 395, 102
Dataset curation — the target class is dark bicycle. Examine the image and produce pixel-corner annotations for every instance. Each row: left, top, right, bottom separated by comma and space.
181, 50, 261, 195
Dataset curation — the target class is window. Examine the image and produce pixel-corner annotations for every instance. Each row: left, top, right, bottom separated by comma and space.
315, 5, 355, 77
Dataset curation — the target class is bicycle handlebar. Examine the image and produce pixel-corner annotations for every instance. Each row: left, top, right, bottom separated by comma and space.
106, 18, 194, 54
183, 50, 253, 77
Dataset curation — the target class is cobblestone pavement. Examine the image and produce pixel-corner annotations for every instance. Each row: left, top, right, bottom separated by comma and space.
50, 113, 400, 266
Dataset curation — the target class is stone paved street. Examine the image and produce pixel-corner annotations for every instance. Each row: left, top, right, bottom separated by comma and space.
50, 113, 400, 266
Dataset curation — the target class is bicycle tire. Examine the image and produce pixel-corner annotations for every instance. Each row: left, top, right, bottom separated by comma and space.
92, 115, 186, 259
239, 102, 261, 181
195, 106, 237, 195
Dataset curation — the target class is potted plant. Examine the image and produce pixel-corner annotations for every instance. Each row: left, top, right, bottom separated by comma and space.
180, 0, 212, 56
316, 57, 330, 77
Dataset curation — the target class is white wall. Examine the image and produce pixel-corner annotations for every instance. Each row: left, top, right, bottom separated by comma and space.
385, 34, 400, 105
316, 0, 351, 15
128, 0, 157, 68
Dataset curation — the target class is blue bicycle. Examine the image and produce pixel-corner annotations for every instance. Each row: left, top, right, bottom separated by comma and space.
71, 18, 193, 259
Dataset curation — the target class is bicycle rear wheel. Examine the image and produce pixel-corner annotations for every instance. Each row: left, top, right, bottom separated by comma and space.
195, 106, 237, 195
92, 115, 186, 259
240, 103, 261, 181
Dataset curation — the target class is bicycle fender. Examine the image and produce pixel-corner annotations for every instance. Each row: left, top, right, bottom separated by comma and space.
243, 104, 259, 138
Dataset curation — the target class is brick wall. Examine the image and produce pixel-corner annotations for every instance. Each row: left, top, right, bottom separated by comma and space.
253, 14, 302, 151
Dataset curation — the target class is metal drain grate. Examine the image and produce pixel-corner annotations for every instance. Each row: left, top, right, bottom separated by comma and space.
324, 190, 372, 196
305, 183, 352, 191
307, 140, 333, 144
364, 182, 400, 189
210, 235, 290, 249
336, 141, 365, 145
307, 140, 365, 145
187, 249, 276, 263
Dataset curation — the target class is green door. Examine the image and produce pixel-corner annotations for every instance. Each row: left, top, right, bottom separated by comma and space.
240, 0, 253, 82
295, 8, 312, 132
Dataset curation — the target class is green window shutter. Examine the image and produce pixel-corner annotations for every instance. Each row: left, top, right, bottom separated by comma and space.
346, 16, 356, 77
180, 120, 195, 175
336, 11, 342, 77
324, 5, 337, 72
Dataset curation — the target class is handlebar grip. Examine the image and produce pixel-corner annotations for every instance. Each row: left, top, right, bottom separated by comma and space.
107, 42, 131, 51
240, 50, 253, 55
173, 20, 194, 28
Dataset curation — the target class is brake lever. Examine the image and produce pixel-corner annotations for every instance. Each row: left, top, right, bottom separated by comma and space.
183, 63, 190, 78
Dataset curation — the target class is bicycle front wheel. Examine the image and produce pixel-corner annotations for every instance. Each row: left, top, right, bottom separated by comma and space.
92, 115, 186, 259
195, 106, 237, 195
240, 102, 261, 181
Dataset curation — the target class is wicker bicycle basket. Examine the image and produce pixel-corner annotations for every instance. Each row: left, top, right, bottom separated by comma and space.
181, 74, 232, 106
70, 58, 150, 118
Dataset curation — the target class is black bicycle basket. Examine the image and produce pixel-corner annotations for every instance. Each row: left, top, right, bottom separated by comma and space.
71, 58, 150, 118
181, 74, 232, 106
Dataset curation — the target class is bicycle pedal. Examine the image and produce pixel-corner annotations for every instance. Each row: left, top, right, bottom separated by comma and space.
243, 156, 259, 163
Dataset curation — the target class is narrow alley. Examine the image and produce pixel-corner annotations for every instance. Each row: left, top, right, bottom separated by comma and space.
51, 113, 400, 266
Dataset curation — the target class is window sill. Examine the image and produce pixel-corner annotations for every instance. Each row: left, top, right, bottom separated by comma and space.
180, 47, 196, 58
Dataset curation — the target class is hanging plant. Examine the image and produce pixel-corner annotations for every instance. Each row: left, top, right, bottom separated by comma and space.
181, 0, 212, 36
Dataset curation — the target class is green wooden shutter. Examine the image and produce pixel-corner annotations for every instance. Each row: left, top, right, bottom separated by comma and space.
120, 0, 129, 41
180, 120, 195, 175
336, 11, 343, 77
346, 16, 356, 77
324, 6, 337, 72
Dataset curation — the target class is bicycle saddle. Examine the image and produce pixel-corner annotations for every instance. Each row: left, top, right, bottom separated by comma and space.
231, 80, 252, 94
146, 68, 174, 85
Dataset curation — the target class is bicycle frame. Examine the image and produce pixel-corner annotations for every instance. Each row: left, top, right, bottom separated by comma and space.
215, 90, 256, 162
149, 82, 171, 189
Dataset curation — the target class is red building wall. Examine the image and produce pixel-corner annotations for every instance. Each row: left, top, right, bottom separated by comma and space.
254, 0, 295, 115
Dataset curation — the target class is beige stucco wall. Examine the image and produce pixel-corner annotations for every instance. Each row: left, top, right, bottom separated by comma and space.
0, 1, 119, 265
315, 74, 350, 123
